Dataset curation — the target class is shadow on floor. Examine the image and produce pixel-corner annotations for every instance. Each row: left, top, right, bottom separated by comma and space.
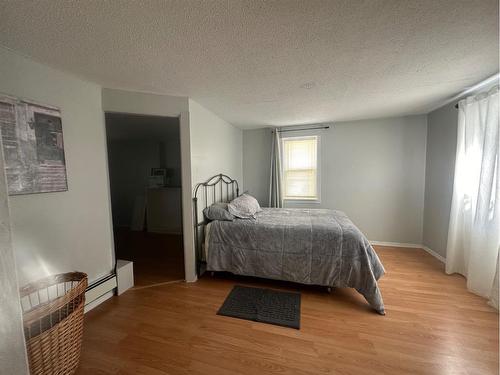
114, 228, 185, 287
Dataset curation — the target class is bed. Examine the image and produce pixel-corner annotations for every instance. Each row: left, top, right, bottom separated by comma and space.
193, 174, 386, 315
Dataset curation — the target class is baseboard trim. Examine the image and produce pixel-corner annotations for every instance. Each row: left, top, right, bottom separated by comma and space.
370, 241, 446, 263
422, 246, 446, 263
370, 241, 422, 248
84, 273, 117, 313
84, 291, 114, 313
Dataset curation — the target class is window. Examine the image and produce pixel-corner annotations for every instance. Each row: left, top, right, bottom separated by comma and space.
282, 135, 319, 201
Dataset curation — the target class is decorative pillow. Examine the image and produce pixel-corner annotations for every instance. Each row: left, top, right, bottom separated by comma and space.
228, 194, 262, 219
203, 202, 235, 221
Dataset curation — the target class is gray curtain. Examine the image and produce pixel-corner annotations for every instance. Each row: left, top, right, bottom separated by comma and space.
269, 129, 283, 208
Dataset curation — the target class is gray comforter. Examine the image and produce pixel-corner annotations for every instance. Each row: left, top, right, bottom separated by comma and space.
205, 208, 386, 314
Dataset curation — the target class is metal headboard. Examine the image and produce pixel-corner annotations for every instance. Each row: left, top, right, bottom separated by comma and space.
193, 173, 239, 276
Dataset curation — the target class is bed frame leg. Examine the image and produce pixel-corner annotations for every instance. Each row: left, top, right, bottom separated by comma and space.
210, 271, 215, 277
327, 287, 335, 293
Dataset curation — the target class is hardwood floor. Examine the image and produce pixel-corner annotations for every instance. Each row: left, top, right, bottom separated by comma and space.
76, 246, 499, 375
113, 228, 185, 287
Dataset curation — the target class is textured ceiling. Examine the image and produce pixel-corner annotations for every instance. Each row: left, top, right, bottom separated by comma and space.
0, 1, 498, 129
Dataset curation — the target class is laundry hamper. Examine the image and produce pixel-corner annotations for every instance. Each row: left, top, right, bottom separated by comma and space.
20, 272, 88, 375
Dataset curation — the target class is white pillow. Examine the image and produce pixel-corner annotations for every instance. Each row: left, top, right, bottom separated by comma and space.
228, 194, 262, 219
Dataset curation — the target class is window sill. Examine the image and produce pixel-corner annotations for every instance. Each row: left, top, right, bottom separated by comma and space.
284, 198, 321, 205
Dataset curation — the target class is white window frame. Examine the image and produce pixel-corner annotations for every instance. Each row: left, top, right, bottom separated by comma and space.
281, 132, 321, 204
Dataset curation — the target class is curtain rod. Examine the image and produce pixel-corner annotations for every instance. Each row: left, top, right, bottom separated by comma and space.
274, 126, 330, 133
454, 85, 499, 108
449, 73, 499, 109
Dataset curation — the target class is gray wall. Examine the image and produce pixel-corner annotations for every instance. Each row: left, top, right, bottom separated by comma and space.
160, 138, 182, 187
243, 128, 272, 205
107, 140, 161, 227
243, 115, 428, 244
422, 102, 457, 257
0, 47, 115, 286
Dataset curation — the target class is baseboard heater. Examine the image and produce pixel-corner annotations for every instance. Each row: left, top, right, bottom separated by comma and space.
84, 273, 117, 312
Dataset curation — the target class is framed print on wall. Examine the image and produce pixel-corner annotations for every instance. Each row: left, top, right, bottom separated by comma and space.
0, 94, 68, 195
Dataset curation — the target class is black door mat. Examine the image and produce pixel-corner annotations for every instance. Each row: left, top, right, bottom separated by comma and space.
217, 285, 301, 329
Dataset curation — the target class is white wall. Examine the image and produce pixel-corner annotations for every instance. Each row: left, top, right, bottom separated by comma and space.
0, 47, 114, 286
243, 115, 428, 244
188, 99, 243, 189
102, 88, 188, 119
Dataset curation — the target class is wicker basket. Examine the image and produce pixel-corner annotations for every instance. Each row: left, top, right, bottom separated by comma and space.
20, 272, 88, 375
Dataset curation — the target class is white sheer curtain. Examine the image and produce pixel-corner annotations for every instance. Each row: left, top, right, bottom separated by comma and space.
446, 86, 499, 307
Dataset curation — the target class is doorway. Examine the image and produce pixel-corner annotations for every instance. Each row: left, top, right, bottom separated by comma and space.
105, 113, 185, 287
